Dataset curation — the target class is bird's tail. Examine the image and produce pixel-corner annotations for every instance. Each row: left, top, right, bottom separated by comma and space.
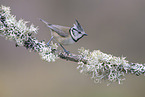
39, 18, 52, 26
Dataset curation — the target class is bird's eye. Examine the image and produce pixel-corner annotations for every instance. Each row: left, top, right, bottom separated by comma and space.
78, 32, 81, 34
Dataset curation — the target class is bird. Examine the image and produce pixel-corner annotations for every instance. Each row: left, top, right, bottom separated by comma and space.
40, 18, 87, 53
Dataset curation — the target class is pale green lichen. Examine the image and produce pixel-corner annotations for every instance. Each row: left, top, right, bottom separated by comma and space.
77, 47, 144, 84
130, 63, 145, 76
39, 41, 58, 62
0, 5, 38, 46
0, 5, 58, 62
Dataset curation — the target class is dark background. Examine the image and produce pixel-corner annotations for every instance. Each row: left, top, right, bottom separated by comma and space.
0, 0, 145, 97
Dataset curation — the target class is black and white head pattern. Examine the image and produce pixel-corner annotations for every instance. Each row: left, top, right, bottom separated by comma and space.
70, 20, 87, 42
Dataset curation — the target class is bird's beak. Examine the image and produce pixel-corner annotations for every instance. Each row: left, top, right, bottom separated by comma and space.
84, 33, 88, 36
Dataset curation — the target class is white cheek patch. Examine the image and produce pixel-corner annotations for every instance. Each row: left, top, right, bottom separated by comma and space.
73, 30, 78, 36
71, 29, 78, 39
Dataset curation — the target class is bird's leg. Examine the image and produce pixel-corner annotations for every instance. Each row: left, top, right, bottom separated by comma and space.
47, 36, 54, 46
59, 43, 70, 54
53, 38, 70, 54
47, 36, 70, 54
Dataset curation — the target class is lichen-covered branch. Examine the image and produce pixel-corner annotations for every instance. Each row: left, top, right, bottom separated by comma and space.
0, 5, 145, 85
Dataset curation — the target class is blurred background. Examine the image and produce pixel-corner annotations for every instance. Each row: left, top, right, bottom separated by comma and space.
1, 0, 145, 97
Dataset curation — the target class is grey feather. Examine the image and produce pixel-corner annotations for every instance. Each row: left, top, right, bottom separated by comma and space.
40, 18, 69, 37
75, 19, 84, 31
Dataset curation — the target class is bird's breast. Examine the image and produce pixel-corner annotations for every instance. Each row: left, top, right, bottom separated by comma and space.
52, 32, 75, 45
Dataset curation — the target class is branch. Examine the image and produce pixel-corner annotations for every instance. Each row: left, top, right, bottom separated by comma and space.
0, 5, 145, 85
58, 52, 87, 64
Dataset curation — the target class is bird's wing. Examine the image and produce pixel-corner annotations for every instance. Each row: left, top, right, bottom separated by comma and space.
48, 25, 70, 37
40, 18, 69, 37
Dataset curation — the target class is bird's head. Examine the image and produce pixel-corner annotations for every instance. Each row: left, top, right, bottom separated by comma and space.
70, 19, 87, 42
